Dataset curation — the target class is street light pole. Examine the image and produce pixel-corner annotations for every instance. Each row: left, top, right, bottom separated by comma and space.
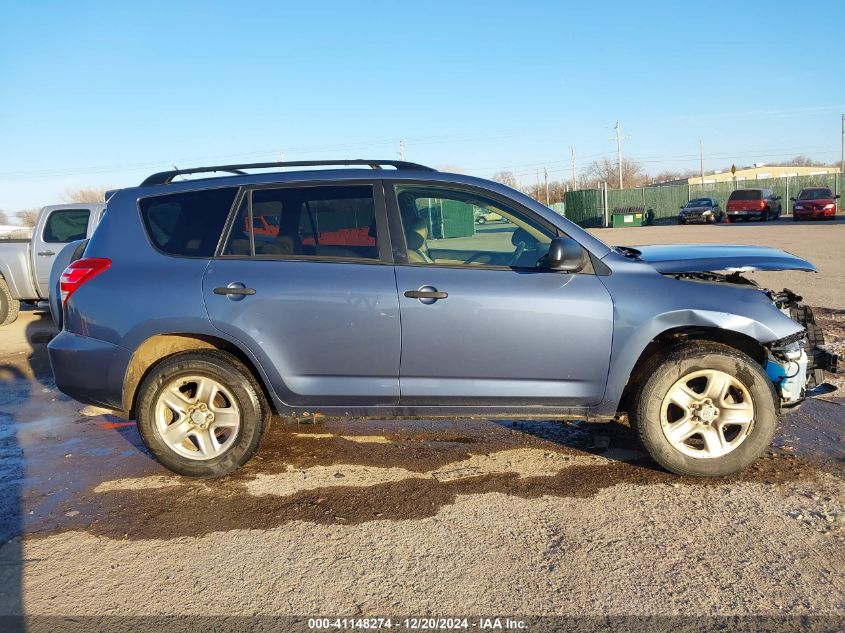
609, 121, 626, 189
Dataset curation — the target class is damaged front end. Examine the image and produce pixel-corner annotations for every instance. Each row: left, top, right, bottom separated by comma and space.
766, 289, 838, 407
633, 243, 839, 408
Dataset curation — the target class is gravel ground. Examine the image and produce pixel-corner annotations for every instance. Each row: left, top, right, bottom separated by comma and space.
0, 218, 844, 626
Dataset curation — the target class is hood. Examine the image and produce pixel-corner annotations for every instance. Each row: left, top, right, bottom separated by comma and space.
680, 206, 712, 213
794, 198, 835, 205
631, 244, 816, 274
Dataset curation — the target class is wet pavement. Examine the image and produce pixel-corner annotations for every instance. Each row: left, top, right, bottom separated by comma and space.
1, 308, 841, 541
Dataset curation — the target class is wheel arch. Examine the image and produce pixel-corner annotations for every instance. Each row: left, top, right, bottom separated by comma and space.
122, 333, 277, 417
616, 325, 768, 413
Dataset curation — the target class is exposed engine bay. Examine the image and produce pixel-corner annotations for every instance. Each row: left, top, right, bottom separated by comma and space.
670, 271, 839, 407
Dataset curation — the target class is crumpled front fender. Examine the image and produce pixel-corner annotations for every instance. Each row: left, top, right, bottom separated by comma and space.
591, 277, 805, 417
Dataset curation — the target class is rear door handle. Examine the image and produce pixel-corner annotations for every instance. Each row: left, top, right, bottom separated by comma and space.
213, 286, 256, 296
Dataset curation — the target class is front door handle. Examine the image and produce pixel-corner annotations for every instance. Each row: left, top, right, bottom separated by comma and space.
37, 251, 55, 257
404, 286, 448, 304
214, 286, 256, 296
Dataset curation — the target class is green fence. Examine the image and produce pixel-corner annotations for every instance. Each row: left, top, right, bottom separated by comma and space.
562, 173, 843, 228
562, 189, 604, 227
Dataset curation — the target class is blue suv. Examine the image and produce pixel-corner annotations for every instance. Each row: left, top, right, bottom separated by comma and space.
48, 160, 836, 477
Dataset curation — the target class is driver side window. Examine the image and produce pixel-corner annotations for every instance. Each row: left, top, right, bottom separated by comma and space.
394, 186, 554, 269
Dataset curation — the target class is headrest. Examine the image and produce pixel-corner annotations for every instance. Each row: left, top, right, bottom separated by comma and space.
406, 231, 425, 250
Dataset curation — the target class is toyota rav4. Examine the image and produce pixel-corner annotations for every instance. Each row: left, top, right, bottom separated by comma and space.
48, 160, 837, 478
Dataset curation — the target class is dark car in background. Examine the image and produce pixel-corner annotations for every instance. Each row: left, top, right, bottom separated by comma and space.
678, 198, 723, 224
726, 188, 781, 222
790, 187, 839, 221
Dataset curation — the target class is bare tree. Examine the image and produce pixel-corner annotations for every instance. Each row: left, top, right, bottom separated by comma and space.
583, 157, 647, 189
64, 186, 112, 203
17, 209, 39, 227
0, 210, 8, 225
776, 155, 826, 167
523, 180, 567, 205
491, 171, 518, 188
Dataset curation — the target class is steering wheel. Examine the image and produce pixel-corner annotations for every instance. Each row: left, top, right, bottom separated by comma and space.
509, 241, 526, 266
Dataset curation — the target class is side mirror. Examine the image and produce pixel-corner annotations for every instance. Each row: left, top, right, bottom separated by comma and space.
836, 195, 841, 199
547, 236, 584, 273
789, 197, 796, 202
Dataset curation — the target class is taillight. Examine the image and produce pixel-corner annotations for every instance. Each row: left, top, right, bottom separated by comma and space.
760, 200, 767, 209
60, 258, 111, 305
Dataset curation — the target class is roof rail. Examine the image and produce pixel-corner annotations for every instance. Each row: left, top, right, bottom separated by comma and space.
140, 159, 436, 186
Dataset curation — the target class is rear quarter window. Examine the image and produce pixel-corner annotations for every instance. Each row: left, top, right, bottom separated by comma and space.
139, 187, 238, 257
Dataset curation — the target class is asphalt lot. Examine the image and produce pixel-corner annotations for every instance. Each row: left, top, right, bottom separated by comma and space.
0, 217, 844, 624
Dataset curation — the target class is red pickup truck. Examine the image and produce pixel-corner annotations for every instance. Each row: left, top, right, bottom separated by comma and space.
791, 187, 839, 221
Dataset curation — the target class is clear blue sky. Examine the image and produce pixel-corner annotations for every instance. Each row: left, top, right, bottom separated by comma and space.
1, 0, 844, 212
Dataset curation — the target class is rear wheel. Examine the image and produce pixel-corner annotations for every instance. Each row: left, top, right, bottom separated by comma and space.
136, 350, 269, 477
0, 278, 20, 327
630, 341, 777, 477
792, 215, 799, 222
678, 217, 685, 225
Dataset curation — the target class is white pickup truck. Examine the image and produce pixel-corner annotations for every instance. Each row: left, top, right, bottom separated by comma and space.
0, 203, 105, 326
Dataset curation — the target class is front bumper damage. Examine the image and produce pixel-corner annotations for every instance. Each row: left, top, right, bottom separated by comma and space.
766, 290, 839, 407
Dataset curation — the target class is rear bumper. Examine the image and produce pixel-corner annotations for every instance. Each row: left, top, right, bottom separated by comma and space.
47, 331, 130, 411
727, 210, 765, 218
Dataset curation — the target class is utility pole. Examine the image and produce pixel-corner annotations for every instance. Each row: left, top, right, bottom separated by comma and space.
536, 169, 541, 199
699, 139, 704, 182
571, 146, 577, 191
544, 168, 549, 205
609, 121, 628, 189
840, 114, 844, 172
399, 140, 405, 161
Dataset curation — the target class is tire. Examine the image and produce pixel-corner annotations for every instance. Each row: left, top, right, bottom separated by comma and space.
678, 217, 685, 225
792, 215, 799, 222
135, 350, 270, 477
630, 341, 778, 477
0, 278, 20, 327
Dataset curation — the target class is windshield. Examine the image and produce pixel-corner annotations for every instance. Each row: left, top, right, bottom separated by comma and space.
729, 190, 762, 201
797, 188, 833, 200
686, 199, 711, 207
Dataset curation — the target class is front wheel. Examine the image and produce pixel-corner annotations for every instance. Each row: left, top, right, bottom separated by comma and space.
136, 350, 269, 477
630, 341, 777, 477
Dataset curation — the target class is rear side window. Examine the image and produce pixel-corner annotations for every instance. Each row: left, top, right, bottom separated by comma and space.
728, 190, 762, 201
43, 209, 90, 243
224, 185, 379, 260
140, 187, 238, 257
